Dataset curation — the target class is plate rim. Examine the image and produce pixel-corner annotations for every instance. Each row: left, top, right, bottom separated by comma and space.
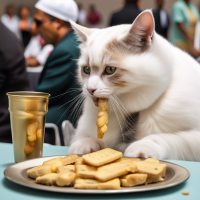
4, 155, 190, 194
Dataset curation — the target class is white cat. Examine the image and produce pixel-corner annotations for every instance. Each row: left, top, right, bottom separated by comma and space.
68, 10, 200, 161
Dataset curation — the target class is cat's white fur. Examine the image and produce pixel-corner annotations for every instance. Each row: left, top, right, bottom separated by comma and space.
68, 10, 200, 161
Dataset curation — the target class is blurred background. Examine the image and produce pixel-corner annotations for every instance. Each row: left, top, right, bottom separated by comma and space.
1, 0, 200, 145
0, 0, 199, 28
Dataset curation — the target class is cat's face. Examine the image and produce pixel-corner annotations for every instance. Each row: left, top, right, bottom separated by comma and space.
71, 10, 171, 106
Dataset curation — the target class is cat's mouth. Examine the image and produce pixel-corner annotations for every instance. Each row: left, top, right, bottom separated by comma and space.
92, 98, 99, 107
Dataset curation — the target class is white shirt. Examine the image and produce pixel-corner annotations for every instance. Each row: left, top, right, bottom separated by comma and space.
24, 35, 54, 65
1, 14, 21, 40
78, 9, 87, 25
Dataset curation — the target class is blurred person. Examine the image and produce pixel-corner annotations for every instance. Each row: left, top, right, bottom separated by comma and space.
77, 3, 87, 26
153, 0, 170, 39
170, 0, 200, 58
34, 0, 81, 145
87, 4, 102, 28
0, 22, 30, 143
19, 6, 32, 48
1, 5, 21, 40
109, 0, 141, 27
25, 21, 54, 67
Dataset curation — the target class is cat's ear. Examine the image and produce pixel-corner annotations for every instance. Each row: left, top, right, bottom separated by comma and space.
70, 20, 95, 43
121, 10, 155, 48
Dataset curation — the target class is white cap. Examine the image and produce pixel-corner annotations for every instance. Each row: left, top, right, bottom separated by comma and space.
35, 0, 78, 22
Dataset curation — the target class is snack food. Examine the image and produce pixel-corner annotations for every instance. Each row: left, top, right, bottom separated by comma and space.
82, 148, 123, 167
62, 154, 79, 166
27, 165, 52, 179
27, 149, 167, 190
24, 121, 43, 155
95, 161, 136, 182
97, 98, 109, 139
35, 173, 58, 186
120, 173, 147, 187
56, 172, 76, 186
74, 178, 120, 190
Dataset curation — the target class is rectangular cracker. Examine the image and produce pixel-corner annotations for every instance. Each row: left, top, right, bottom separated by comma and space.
74, 178, 120, 190
95, 162, 136, 182
27, 165, 52, 179
120, 173, 147, 187
82, 148, 122, 167
56, 166, 75, 173
62, 154, 79, 166
114, 157, 141, 164
35, 173, 58, 186
76, 165, 97, 179
136, 161, 167, 178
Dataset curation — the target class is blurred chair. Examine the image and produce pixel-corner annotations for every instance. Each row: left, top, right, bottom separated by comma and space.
45, 123, 61, 146
62, 120, 75, 146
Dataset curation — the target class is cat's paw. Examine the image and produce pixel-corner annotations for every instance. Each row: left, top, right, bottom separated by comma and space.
124, 137, 167, 160
68, 137, 106, 155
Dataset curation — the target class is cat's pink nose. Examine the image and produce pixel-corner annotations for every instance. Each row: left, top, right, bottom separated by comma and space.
87, 88, 96, 95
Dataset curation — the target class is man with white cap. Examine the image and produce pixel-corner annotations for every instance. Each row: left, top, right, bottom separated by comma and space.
34, 0, 81, 145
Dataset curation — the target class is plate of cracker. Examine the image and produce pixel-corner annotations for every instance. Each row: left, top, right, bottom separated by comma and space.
4, 148, 190, 194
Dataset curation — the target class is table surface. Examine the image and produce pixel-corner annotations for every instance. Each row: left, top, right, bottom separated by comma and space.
1, 142, 199, 200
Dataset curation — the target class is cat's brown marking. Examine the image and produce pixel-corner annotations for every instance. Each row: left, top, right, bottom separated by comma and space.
92, 66, 99, 73
108, 69, 128, 88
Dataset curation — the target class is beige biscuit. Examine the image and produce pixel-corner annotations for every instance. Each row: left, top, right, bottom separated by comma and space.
75, 158, 86, 165
56, 172, 76, 187
27, 122, 39, 142
27, 165, 52, 179
98, 98, 109, 111
35, 173, 58, 186
62, 154, 79, 166
120, 173, 147, 187
145, 175, 164, 184
42, 157, 64, 172
96, 115, 108, 127
36, 129, 42, 140
136, 161, 167, 178
76, 165, 97, 179
144, 158, 160, 163
74, 178, 120, 190
95, 162, 136, 182
24, 143, 34, 155
56, 166, 75, 174
82, 148, 123, 167
113, 157, 141, 164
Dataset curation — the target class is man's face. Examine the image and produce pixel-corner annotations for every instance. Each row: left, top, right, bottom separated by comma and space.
33, 9, 57, 45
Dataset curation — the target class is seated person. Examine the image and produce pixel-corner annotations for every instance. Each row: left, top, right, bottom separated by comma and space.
0, 22, 30, 143
25, 21, 54, 67
34, 0, 81, 145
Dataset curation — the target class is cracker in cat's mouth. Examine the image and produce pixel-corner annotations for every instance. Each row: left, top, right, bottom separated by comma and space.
93, 98, 99, 107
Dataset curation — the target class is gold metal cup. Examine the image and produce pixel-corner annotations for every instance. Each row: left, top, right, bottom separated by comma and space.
7, 91, 50, 162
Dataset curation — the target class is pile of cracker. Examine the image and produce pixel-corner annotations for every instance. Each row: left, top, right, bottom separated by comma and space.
27, 148, 167, 190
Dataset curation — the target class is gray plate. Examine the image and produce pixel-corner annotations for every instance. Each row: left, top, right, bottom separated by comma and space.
4, 155, 190, 194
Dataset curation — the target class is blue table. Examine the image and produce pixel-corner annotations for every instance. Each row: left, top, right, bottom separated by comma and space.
1, 142, 199, 200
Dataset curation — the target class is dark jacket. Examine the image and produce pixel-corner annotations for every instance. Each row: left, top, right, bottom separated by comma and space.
153, 8, 170, 39
36, 31, 81, 143
109, 4, 141, 26
0, 22, 30, 143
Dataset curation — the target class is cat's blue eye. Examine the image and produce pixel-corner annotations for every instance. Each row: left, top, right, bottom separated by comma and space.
105, 66, 116, 75
83, 66, 91, 74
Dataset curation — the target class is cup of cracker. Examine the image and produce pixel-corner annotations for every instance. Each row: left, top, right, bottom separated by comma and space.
7, 91, 50, 162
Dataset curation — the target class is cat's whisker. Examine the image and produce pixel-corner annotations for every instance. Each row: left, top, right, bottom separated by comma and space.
58, 93, 83, 110
109, 97, 123, 131
49, 88, 82, 100
57, 93, 84, 123
70, 95, 86, 123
